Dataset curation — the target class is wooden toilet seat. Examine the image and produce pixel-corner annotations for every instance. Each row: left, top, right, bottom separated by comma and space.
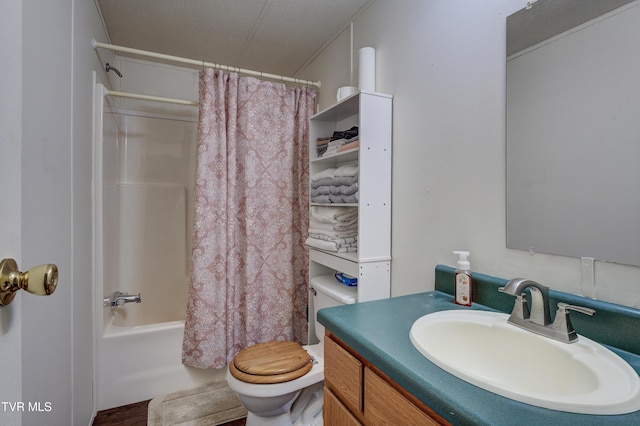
229, 341, 313, 384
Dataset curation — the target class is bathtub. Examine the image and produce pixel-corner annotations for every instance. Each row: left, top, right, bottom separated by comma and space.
95, 184, 224, 410
96, 318, 224, 410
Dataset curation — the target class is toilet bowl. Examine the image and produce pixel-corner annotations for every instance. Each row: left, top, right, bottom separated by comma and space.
226, 343, 324, 426
226, 275, 356, 426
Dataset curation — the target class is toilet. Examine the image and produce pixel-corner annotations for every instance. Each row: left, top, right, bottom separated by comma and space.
226, 276, 356, 426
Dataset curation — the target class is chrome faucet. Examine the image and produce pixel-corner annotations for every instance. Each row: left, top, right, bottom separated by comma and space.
103, 291, 142, 308
499, 279, 594, 343
499, 278, 551, 326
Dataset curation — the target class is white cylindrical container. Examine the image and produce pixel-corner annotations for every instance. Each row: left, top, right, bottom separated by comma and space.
336, 86, 358, 102
358, 47, 376, 92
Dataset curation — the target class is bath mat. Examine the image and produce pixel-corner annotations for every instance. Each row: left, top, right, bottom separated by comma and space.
147, 381, 247, 426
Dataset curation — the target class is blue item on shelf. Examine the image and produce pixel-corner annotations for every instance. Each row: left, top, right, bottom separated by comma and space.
335, 273, 358, 286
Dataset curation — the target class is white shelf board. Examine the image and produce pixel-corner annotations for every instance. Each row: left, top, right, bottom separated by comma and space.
311, 147, 359, 164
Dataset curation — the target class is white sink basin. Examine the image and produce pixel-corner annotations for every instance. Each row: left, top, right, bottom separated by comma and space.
410, 310, 640, 415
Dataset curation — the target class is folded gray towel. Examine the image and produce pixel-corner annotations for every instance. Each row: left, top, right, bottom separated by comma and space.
311, 186, 331, 197
310, 175, 358, 189
310, 194, 331, 203
330, 182, 359, 196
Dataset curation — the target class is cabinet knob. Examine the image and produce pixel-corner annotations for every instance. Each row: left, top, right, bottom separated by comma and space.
0, 258, 58, 306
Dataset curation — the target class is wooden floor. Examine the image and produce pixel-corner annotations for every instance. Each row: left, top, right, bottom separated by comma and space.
92, 400, 246, 426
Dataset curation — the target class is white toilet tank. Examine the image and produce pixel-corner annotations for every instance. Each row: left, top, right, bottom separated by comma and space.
310, 275, 357, 343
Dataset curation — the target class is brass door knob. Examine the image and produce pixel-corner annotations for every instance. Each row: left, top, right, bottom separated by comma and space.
0, 258, 58, 306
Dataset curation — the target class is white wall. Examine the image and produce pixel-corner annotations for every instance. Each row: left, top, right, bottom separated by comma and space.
298, 0, 640, 307
103, 56, 199, 326
101, 111, 196, 326
73, 1, 114, 423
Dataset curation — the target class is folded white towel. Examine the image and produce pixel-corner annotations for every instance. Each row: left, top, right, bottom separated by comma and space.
309, 217, 358, 232
321, 147, 341, 158
327, 139, 347, 148
310, 167, 336, 181
308, 227, 358, 239
335, 162, 359, 177
336, 246, 358, 253
308, 234, 357, 244
305, 237, 358, 252
310, 206, 358, 223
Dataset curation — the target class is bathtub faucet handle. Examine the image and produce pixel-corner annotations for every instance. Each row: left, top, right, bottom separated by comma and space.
104, 291, 142, 308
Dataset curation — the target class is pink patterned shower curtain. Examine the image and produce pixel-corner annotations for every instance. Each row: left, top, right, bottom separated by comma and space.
182, 69, 316, 369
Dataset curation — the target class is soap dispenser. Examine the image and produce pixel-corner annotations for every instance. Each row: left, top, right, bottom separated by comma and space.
453, 251, 472, 306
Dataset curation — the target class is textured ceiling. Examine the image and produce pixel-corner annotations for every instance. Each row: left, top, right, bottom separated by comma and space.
96, 0, 373, 77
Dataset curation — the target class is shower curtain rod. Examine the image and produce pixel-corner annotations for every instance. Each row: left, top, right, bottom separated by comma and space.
104, 88, 199, 106
92, 39, 322, 88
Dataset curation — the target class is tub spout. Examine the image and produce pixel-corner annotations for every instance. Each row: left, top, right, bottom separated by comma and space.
104, 291, 142, 308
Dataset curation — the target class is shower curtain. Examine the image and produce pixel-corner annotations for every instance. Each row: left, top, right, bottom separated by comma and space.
182, 69, 316, 369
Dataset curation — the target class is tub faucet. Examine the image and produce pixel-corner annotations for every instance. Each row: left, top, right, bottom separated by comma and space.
499, 279, 594, 343
104, 291, 142, 308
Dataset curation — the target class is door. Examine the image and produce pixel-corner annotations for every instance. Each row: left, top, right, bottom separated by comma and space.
0, 138, 23, 425
0, 1, 24, 423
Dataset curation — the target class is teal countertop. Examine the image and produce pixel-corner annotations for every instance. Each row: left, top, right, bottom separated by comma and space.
317, 267, 640, 425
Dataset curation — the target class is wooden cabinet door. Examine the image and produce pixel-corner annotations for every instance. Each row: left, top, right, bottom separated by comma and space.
364, 367, 441, 425
324, 336, 363, 414
324, 387, 363, 426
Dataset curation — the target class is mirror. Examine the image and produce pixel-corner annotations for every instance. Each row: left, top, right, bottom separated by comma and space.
506, 0, 640, 266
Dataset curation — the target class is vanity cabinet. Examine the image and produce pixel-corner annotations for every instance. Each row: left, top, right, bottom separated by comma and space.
308, 91, 392, 343
324, 333, 448, 425
324, 388, 363, 426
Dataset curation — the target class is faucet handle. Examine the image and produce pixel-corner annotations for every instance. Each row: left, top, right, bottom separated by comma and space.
552, 303, 595, 343
556, 302, 595, 317
511, 294, 530, 321
498, 286, 531, 322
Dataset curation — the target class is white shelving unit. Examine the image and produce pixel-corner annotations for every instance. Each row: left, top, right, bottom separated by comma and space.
308, 91, 392, 343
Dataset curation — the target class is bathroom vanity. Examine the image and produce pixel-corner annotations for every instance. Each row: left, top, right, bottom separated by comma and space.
318, 265, 640, 425
324, 332, 446, 425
